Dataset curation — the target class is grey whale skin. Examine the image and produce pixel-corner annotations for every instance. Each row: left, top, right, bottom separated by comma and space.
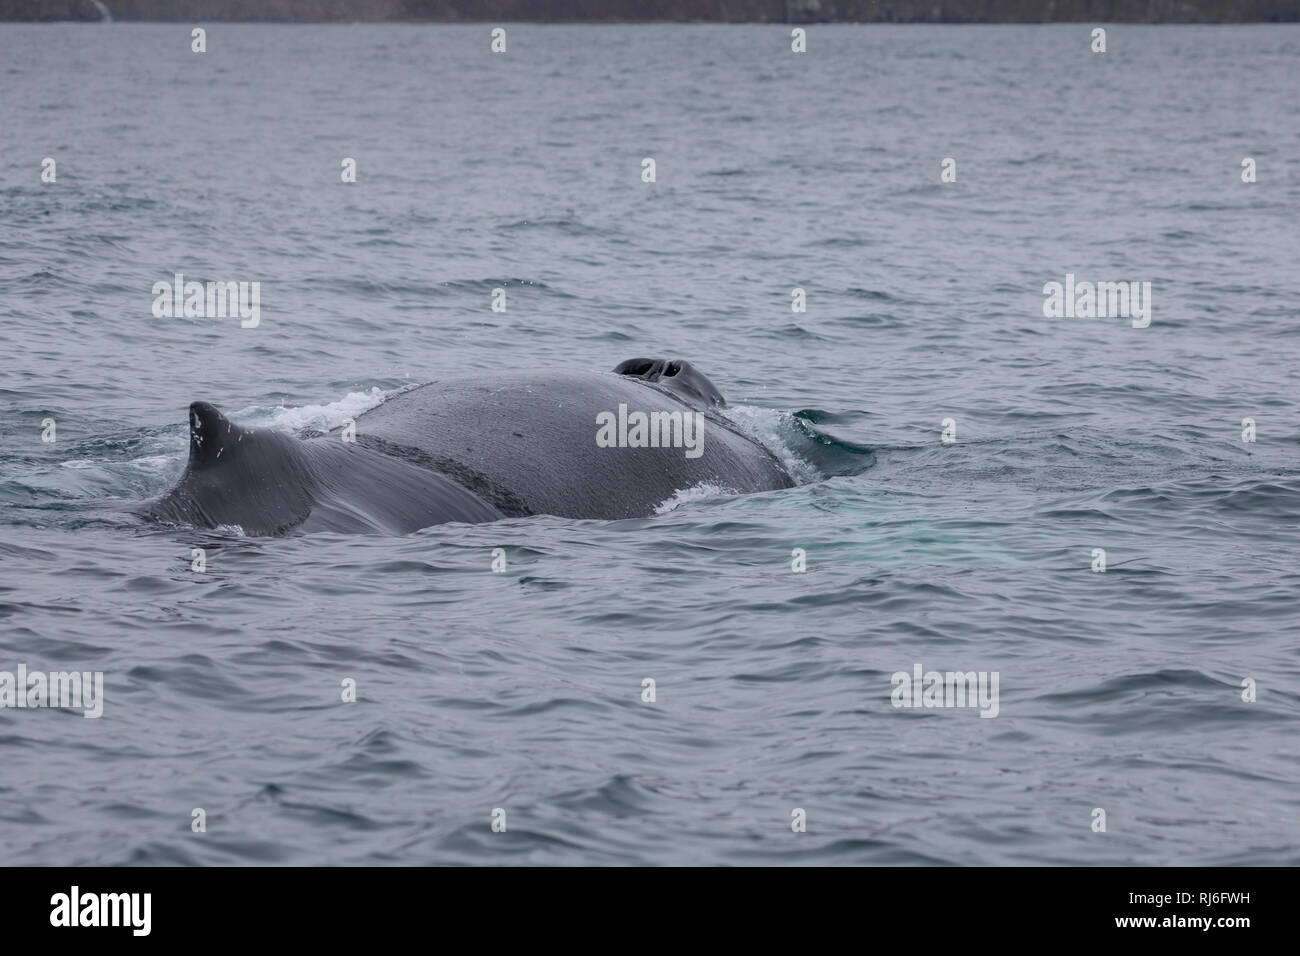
138, 359, 795, 535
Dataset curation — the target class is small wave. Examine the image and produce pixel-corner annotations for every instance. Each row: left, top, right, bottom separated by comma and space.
127, 454, 176, 471
654, 482, 738, 515
57, 450, 175, 473
844, 286, 901, 302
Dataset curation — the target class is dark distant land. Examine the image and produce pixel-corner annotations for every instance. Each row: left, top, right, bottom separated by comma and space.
3, 0, 1297, 23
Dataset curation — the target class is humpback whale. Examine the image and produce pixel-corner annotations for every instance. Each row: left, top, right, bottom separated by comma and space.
137, 359, 795, 536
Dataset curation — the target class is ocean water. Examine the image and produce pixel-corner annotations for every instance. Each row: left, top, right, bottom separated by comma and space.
1, 23, 1298, 866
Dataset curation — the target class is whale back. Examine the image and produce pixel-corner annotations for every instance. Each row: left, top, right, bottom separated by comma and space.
138, 401, 505, 535
612, 357, 727, 408
139, 364, 796, 535
139, 401, 319, 535
342, 369, 793, 521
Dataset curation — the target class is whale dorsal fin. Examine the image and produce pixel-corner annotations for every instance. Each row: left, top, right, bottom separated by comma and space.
613, 357, 726, 407
188, 401, 250, 470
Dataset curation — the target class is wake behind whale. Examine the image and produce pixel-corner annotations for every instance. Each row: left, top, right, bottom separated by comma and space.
136, 359, 797, 536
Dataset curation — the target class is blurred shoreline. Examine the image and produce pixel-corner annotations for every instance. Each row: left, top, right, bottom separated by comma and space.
6, 1, 1298, 25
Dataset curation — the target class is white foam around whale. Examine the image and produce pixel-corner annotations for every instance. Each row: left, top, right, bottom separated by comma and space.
654, 482, 738, 514
720, 404, 820, 486
269, 387, 389, 434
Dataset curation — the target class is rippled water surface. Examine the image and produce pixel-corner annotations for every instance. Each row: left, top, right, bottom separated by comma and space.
1, 23, 1298, 865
